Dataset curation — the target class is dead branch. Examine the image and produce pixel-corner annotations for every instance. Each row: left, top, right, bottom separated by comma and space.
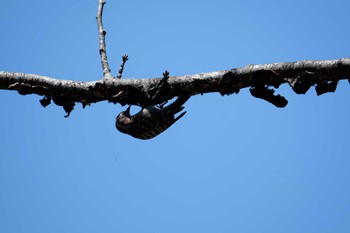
1, 58, 350, 115
96, 0, 112, 79
1, 0, 350, 118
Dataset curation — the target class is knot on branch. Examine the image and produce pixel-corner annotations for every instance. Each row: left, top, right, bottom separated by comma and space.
52, 94, 75, 118
40, 96, 51, 107
286, 71, 315, 94
249, 70, 288, 108
315, 68, 338, 95
315, 80, 338, 95
218, 71, 242, 95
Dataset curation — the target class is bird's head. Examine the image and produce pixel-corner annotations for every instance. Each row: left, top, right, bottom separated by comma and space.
115, 106, 132, 132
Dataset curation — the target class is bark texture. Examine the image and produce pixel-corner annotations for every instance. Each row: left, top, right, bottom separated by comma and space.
2, 0, 350, 118
1, 58, 350, 116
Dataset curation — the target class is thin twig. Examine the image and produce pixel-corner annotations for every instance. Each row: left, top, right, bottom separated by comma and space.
116, 54, 129, 79
96, 0, 112, 79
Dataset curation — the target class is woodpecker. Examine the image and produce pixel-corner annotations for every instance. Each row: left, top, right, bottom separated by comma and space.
116, 95, 190, 140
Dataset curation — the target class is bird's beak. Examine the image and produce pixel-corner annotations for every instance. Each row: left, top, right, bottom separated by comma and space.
126, 105, 131, 114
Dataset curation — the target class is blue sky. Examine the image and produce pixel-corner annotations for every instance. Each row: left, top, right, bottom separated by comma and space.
1, 0, 350, 232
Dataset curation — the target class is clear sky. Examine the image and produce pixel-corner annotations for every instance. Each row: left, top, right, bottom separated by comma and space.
1, 0, 350, 232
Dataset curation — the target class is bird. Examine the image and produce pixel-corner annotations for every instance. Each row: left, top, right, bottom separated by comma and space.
115, 95, 190, 139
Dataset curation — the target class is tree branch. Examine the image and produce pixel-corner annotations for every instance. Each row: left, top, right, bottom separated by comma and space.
96, 0, 112, 79
116, 54, 129, 79
2, 1, 350, 116
1, 58, 350, 115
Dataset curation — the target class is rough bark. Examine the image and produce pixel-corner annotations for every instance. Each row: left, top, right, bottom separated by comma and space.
1, 58, 349, 116
1, 0, 350, 117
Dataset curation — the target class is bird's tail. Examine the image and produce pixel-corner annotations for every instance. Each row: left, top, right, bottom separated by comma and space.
174, 110, 187, 122
164, 95, 191, 123
165, 95, 191, 113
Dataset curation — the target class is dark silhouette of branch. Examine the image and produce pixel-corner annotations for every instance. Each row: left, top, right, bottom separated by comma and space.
1, 0, 350, 119
1, 58, 350, 114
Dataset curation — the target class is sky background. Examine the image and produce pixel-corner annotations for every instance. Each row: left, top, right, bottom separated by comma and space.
1, 0, 350, 232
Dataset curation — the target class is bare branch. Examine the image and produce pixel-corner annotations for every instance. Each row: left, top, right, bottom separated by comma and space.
116, 54, 129, 79
1, 59, 350, 114
96, 0, 112, 79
